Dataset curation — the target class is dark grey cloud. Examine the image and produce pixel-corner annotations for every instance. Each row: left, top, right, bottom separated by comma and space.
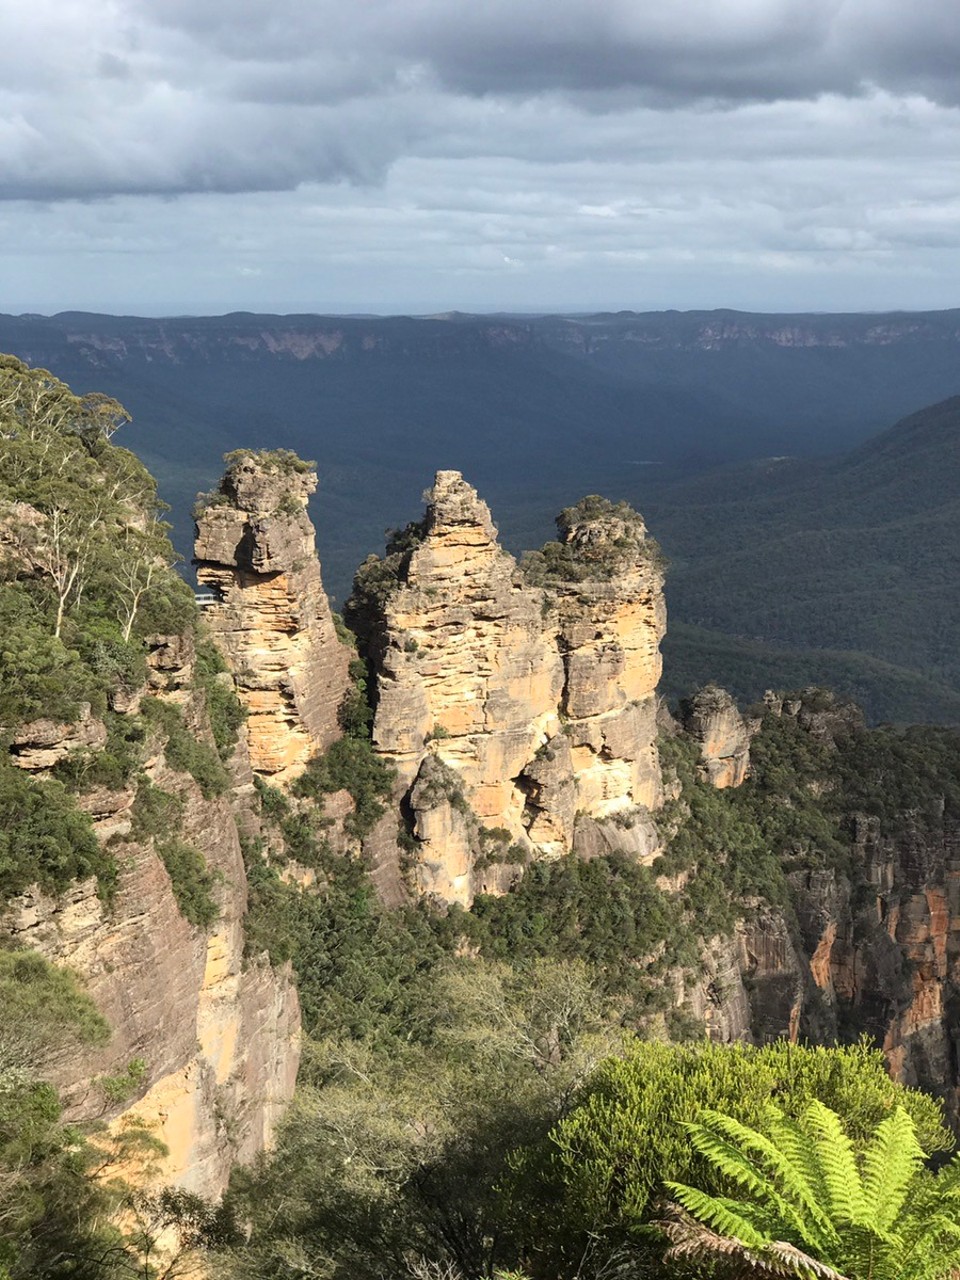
128, 0, 960, 107
3, 0, 960, 205
1, 0, 960, 315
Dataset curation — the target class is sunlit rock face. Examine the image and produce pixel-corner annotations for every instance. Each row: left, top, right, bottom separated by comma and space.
4, 635, 300, 1200
545, 499, 666, 856
352, 474, 667, 906
681, 684, 753, 789
194, 452, 351, 785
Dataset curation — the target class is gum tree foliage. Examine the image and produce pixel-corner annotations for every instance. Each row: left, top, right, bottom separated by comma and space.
0, 355, 177, 640
0, 948, 112, 1277
0, 948, 234, 1277
0, 355, 193, 719
223, 960, 618, 1280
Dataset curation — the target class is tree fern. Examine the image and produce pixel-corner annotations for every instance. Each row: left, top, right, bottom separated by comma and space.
801, 1101, 865, 1226
860, 1107, 924, 1233
683, 1110, 837, 1254
656, 1101, 960, 1280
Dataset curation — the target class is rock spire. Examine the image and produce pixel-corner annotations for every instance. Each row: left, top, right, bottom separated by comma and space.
194, 450, 351, 784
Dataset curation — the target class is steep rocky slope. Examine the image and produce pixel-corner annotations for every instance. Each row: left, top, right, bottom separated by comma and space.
191, 452, 960, 1124
663, 692, 960, 1120
0, 359, 300, 1209
5, 633, 300, 1194
8, 341, 960, 1260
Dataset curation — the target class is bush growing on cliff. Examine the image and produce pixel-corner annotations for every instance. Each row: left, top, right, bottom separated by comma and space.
0, 947, 121, 1278
654, 716, 851, 931
293, 736, 395, 838
222, 447, 315, 477
194, 636, 246, 761
344, 519, 428, 644
441, 852, 687, 1008
52, 711, 148, 793
141, 697, 230, 798
157, 837, 220, 928
0, 948, 110, 1068
520, 495, 664, 588
0, 762, 114, 900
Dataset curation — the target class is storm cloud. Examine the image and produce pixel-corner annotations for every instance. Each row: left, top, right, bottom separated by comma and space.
1, 0, 959, 313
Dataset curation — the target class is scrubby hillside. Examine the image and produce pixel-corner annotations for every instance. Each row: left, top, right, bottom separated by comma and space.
649, 395, 960, 722
0, 357, 299, 1276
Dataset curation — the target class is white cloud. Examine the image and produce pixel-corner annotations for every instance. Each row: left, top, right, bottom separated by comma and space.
2, 0, 960, 312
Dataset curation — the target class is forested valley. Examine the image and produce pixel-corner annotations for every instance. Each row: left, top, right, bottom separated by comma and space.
4, 353, 960, 1280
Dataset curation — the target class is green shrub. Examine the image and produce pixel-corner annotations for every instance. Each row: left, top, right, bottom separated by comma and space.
96, 1057, 147, 1105
52, 711, 146, 793
442, 852, 687, 1009
0, 586, 97, 728
503, 1038, 952, 1278
254, 776, 292, 823
0, 764, 114, 901
222, 447, 315, 476
0, 948, 110, 1065
292, 737, 395, 838
130, 777, 185, 841
194, 637, 245, 761
157, 838, 219, 928
141, 698, 230, 798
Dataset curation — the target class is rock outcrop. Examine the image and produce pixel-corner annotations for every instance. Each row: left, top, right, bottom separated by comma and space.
365, 471, 562, 831
349, 476, 667, 905
682, 685, 752, 789
546, 498, 666, 856
194, 452, 351, 784
790, 816, 960, 1116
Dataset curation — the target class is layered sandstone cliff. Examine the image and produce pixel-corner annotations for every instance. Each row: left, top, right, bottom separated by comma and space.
546, 498, 666, 860
667, 691, 960, 1120
348, 475, 666, 905
2, 633, 300, 1199
194, 452, 350, 784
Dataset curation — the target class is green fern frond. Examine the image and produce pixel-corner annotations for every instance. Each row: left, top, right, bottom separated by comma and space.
861, 1107, 924, 1232
685, 1118, 776, 1200
692, 1109, 838, 1253
769, 1111, 839, 1248
666, 1181, 769, 1249
929, 1153, 960, 1199
654, 1202, 850, 1280
803, 1101, 866, 1225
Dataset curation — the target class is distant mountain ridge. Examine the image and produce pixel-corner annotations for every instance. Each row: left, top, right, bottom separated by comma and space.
8, 305, 960, 356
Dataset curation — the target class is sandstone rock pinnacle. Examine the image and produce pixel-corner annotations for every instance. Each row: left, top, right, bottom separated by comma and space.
350, 474, 668, 905
682, 685, 752, 789
194, 450, 351, 783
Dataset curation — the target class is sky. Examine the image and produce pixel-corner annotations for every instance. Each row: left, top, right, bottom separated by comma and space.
2, 0, 960, 317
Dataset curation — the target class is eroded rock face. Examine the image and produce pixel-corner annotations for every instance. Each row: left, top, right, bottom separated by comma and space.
548, 503, 665, 838
195, 453, 350, 784
682, 685, 752, 789
784, 819, 960, 1116
9, 705, 108, 771
2, 678, 300, 1200
353, 476, 666, 905
365, 471, 563, 848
